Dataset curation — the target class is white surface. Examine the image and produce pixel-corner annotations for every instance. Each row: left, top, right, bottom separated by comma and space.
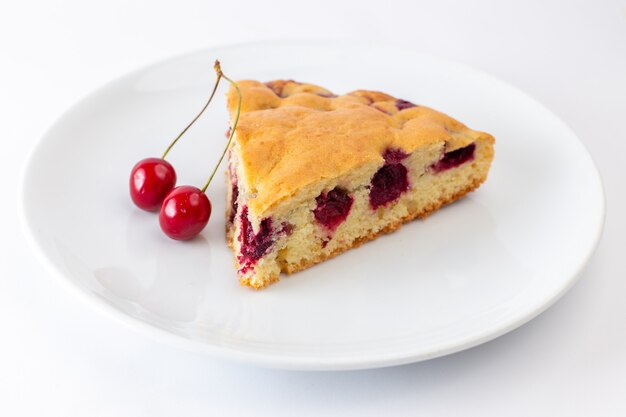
20, 42, 605, 371
1, 0, 625, 414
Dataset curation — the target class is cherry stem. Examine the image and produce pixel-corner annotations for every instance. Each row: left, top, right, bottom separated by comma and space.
201, 60, 242, 193
161, 69, 222, 160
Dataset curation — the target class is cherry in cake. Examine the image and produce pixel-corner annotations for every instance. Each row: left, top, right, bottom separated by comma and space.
313, 187, 354, 231
224, 80, 495, 289
369, 149, 410, 209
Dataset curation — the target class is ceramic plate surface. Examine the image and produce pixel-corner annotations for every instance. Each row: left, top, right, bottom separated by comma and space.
20, 41, 604, 370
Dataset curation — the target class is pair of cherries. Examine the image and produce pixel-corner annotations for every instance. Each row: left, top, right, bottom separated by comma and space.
129, 60, 241, 240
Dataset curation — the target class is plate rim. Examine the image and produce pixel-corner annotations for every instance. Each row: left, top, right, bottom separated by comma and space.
18, 39, 606, 371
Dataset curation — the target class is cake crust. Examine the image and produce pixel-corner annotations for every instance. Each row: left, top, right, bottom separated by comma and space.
227, 80, 494, 216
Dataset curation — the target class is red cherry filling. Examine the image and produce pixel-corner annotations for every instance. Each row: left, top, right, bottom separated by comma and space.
369, 164, 409, 209
265, 80, 299, 97
431, 143, 476, 173
369, 149, 410, 209
229, 182, 239, 223
383, 148, 409, 164
313, 187, 354, 231
238, 206, 274, 266
265, 81, 285, 97
237, 206, 293, 273
395, 99, 417, 110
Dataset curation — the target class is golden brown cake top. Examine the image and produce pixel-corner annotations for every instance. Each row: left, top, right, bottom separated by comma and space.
226, 80, 493, 215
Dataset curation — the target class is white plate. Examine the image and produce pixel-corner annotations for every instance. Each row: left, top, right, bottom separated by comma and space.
19, 41, 604, 370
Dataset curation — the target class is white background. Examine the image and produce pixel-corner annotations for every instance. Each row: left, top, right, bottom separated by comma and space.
1, 0, 625, 415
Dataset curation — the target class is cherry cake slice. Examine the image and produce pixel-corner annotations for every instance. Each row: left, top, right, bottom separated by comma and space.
225, 80, 495, 289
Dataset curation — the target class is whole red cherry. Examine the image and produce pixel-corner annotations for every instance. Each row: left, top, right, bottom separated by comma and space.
128, 60, 240, 241
130, 158, 177, 211
159, 185, 212, 240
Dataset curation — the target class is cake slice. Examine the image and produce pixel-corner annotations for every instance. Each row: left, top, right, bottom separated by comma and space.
225, 80, 494, 289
